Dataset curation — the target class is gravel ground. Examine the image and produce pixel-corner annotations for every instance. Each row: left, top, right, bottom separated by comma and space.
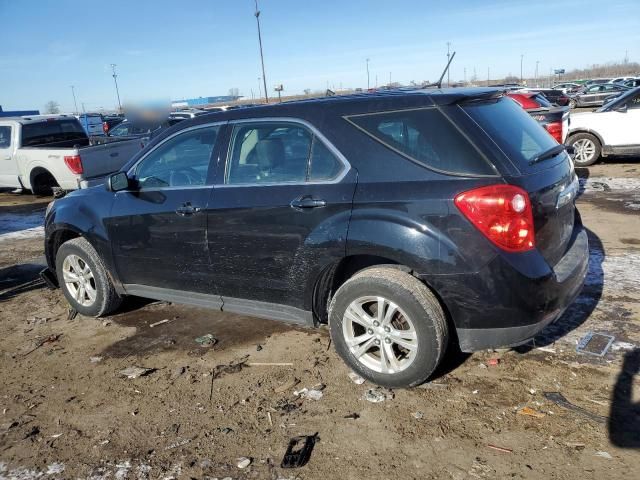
0, 160, 639, 479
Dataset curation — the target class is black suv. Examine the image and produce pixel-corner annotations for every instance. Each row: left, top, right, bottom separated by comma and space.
42, 89, 588, 388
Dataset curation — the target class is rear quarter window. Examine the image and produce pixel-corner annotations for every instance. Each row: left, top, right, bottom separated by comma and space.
345, 107, 496, 176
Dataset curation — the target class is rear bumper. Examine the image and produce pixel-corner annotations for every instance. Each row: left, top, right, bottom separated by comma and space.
420, 225, 589, 352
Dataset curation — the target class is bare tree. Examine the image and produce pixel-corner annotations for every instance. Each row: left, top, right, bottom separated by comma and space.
44, 101, 60, 114
228, 88, 239, 97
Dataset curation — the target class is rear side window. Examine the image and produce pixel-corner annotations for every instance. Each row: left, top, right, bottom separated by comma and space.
21, 120, 87, 147
0, 126, 11, 148
346, 108, 495, 175
463, 97, 558, 167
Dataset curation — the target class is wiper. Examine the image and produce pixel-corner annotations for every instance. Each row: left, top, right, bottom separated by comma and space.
528, 144, 566, 165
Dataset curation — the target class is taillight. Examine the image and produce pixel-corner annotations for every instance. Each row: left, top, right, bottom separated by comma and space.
454, 184, 535, 253
64, 155, 83, 174
544, 121, 563, 143
103, 121, 109, 134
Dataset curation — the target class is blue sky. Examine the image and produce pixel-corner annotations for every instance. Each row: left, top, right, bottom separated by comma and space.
1, 0, 639, 112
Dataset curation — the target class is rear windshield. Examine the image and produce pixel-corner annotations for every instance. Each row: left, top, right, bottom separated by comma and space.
463, 97, 558, 167
346, 107, 496, 176
21, 119, 88, 147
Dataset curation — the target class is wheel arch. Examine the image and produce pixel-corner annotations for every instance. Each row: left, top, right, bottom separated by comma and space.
29, 167, 59, 194
566, 128, 606, 150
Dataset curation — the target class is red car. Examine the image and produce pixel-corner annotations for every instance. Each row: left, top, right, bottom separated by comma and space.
507, 92, 570, 143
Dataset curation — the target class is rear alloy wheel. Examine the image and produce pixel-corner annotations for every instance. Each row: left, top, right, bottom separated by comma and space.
56, 237, 122, 317
569, 98, 577, 108
329, 267, 448, 388
569, 133, 601, 167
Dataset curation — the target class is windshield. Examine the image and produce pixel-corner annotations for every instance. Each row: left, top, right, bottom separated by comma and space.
463, 96, 559, 169
21, 119, 88, 147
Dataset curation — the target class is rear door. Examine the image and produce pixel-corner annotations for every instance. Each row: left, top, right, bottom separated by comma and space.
107, 123, 224, 293
463, 98, 578, 267
206, 119, 356, 309
0, 123, 20, 188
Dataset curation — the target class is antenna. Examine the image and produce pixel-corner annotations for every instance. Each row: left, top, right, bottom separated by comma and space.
423, 51, 456, 89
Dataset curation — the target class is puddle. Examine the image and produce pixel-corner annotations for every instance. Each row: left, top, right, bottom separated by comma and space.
101, 302, 301, 358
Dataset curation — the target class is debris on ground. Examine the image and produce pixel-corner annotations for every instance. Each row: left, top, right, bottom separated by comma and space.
348, 371, 365, 385
487, 444, 513, 453
594, 451, 613, 459
236, 456, 252, 469
119, 366, 156, 379
247, 362, 293, 366
66, 309, 77, 321
487, 358, 500, 367
281, 434, 319, 468
576, 331, 615, 357
149, 318, 170, 328
23, 333, 61, 356
543, 392, 607, 424
101, 320, 111, 327
165, 438, 191, 450
344, 413, 360, 419
274, 378, 299, 394
89, 356, 103, 363
26, 316, 49, 326
363, 388, 394, 403
564, 442, 586, 449
170, 366, 186, 379
211, 357, 248, 380
516, 406, 546, 418
195, 333, 217, 347
294, 383, 325, 400
412, 411, 424, 419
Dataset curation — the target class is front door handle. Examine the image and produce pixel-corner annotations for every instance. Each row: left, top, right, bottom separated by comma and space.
290, 195, 327, 210
175, 202, 201, 216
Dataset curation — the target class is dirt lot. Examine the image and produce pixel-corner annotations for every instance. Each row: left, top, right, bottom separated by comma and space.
1, 161, 639, 480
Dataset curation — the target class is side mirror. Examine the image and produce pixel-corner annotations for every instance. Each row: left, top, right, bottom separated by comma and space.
107, 172, 130, 192
614, 103, 628, 113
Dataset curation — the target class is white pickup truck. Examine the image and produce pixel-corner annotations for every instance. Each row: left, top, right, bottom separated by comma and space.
0, 115, 145, 194
566, 86, 640, 166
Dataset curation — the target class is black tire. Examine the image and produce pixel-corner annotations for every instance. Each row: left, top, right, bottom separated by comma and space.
30, 170, 59, 196
55, 237, 122, 317
567, 132, 602, 167
329, 267, 448, 388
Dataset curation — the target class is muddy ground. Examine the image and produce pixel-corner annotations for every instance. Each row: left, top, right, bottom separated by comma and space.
0, 161, 639, 479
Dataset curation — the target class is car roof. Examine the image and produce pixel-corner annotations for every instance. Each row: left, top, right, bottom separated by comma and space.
0, 114, 79, 124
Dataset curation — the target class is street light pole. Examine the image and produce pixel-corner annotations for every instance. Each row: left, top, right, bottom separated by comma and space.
254, 0, 269, 104
535, 60, 539, 86
520, 54, 524, 84
446, 42, 451, 87
70, 85, 78, 115
366, 58, 370, 89
110, 64, 122, 113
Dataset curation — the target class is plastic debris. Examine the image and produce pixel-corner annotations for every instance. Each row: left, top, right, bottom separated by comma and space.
149, 319, 170, 328
363, 388, 394, 403
487, 444, 513, 453
487, 358, 500, 366
412, 411, 424, 419
119, 366, 155, 379
594, 451, 613, 459
517, 406, 546, 418
544, 392, 607, 424
294, 383, 325, 400
281, 434, 318, 468
348, 371, 365, 385
90, 356, 103, 363
564, 442, 586, 449
472, 390, 479, 395
236, 456, 252, 469
195, 334, 217, 347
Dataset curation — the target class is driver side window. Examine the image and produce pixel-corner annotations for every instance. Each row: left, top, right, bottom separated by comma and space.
134, 125, 219, 189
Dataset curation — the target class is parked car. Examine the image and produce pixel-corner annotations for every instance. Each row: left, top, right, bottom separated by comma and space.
102, 115, 125, 134
553, 82, 581, 94
168, 109, 208, 120
507, 91, 570, 143
565, 86, 640, 166
609, 76, 636, 84
583, 78, 612, 86
526, 88, 571, 106
0, 115, 145, 194
41, 89, 587, 388
621, 78, 640, 88
568, 83, 629, 107
77, 113, 105, 136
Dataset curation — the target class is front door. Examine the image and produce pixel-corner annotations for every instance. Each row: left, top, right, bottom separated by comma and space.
207, 120, 356, 309
107, 123, 223, 293
0, 124, 19, 188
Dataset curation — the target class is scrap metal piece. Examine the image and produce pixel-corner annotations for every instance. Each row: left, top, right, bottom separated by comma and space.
544, 392, 607, 424
576, 331, 615, 357
281, 433, 318, 468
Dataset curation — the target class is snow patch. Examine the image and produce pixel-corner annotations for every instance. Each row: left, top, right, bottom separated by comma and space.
0, 210, 45, 242
580, 176, 640, 193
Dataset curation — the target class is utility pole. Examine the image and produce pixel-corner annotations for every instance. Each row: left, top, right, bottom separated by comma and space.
70, 85, 78, 115
446, 42, 451, 87
389, 71, 392, 86
375, 74, 378, 88
366, 58, 370, 89
110, 64, 122, 113
487, 67, 490, 86
254, 0, 269, 103
463, 67, 466, 85
520, 54, 524, 84
535, 60, 539, 86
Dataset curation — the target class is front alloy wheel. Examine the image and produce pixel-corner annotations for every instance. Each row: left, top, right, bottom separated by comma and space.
62, 254, 97, 307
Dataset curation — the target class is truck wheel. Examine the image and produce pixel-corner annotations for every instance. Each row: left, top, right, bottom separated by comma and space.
329, 267, 448, 388
568, 133, 601, 166
55, 237, 122, 317
30, 169, 59, 196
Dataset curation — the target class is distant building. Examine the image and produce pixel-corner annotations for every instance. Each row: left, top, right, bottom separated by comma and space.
0, 105, 39, 117
171, 95, 241, 108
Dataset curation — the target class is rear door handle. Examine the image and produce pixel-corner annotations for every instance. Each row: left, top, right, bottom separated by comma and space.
175, 202, 201, 216
290, 195, 327, 209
